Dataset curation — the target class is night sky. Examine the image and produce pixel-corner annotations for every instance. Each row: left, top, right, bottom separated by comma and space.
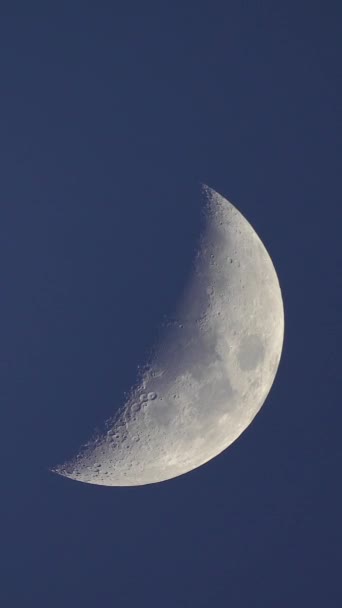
2, 4, 341, 607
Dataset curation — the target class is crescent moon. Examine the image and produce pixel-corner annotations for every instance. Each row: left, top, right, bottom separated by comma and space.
53, 186, 284, 486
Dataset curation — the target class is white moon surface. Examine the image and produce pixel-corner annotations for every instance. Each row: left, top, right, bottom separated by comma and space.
54, 186, 284, 486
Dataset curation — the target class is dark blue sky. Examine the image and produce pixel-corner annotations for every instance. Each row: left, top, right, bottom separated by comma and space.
2, 4, 341, 607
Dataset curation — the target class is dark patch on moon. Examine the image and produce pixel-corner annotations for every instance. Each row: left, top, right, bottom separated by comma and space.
237, 334, 264, 371
157, 322, 219, 380
197, 373, 234, 416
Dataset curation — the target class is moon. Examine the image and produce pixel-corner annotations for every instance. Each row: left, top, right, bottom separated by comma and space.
53, 185, 284, 486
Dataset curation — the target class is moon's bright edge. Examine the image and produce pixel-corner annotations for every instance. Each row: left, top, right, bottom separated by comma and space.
53, 186, 284, 486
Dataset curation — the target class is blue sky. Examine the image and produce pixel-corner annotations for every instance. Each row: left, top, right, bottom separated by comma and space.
2, 4, 341, 607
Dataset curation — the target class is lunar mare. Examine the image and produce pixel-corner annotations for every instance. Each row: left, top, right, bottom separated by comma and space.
54, 186, 284, 486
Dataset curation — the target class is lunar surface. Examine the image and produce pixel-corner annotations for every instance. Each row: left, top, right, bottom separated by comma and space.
54, 186, 284, 486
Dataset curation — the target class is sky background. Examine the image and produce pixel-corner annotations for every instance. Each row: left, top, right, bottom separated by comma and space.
2, 3, 341, 607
